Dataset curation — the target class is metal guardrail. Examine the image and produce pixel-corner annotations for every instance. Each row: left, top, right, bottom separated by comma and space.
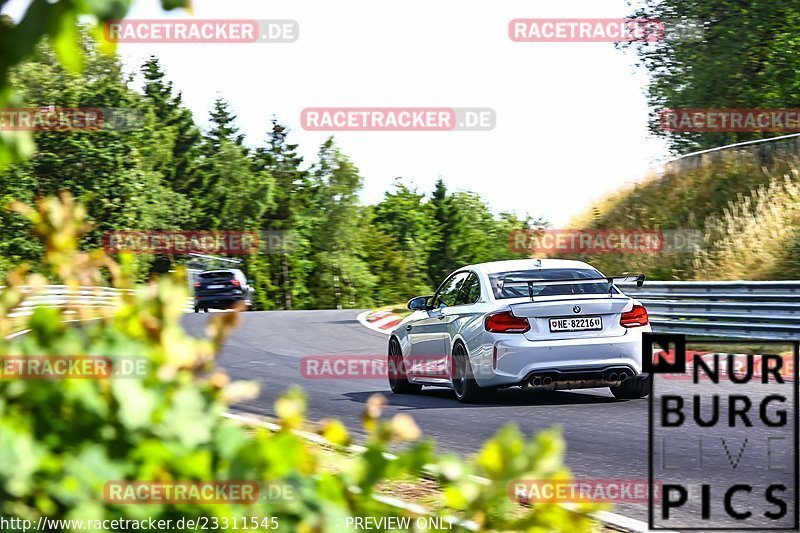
662, 131, 800, 174
620, 281, 800, 340
7, 282, 800, 340
5, 285, 133, 318
4, 285, 197, 317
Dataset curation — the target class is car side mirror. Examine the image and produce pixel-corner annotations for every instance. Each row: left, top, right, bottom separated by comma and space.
408, 295, 432, 311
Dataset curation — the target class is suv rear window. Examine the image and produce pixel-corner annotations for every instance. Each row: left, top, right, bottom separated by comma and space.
489, 268, 612, 299
199, 271, 235, 280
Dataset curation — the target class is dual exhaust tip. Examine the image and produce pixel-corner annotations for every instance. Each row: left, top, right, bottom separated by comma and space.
530, 376, 552, 386
605, 370, 629, 383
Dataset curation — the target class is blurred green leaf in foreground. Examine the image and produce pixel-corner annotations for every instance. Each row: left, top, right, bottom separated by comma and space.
0, 0, 191, 168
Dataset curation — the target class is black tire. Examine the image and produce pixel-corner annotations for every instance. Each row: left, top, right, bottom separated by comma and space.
451, 342, 489, 403
194, 306, 199, 313
203, 308, 209, 313
610, 374, 653, 399
388, 338, 422, 394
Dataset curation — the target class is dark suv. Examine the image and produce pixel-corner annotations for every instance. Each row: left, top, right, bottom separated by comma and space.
193, 269, 254, 312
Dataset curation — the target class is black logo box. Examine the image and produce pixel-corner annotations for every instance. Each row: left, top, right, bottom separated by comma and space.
645, 333, 799, 531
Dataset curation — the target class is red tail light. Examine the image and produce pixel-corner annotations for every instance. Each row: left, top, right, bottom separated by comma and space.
193, 282, 201, 288
485, 311, 530, 333
231, 279, 241, 287
620, 305, 649, 327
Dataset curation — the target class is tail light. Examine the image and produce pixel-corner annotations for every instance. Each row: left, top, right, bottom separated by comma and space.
231, 279, 241, 287
620, 305, 649, 327
485, 311, 530, 333
193, 282, 201, 288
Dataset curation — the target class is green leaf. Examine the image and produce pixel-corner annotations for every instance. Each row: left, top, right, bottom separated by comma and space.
51, 9, 83, 72
112, 379, 156, 430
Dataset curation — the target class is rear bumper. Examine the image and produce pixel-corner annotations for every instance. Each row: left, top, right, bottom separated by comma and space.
476, 328, 648, 388
194, 294, 244, 309
520, 364, 637, 391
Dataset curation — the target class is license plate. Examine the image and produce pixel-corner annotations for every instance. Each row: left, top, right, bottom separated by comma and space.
206, 284, 224, 289
549, 316, 602, 332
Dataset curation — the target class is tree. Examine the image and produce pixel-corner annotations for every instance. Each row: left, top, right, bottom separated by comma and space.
0, 0, 190, 168
250, 120, 311, 310
305, 139, 375, 308
427, 178, 455, 284
141, 56, 201, 194
628, 0, 800, 153
1, 33, 193, 278
446, 192, 534, 267
208, 97, 244, 149
373, 179, 437, 287
193, 99, 273, 230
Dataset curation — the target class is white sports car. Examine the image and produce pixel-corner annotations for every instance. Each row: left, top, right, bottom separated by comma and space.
387, 259, 652, 402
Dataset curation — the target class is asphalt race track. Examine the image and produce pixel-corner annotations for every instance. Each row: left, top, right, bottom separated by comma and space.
181, 310, 798, 527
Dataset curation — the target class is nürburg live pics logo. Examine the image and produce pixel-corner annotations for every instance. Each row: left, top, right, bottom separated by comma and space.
645, 332, 799, 530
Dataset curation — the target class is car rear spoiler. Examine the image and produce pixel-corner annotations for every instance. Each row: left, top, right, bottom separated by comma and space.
499, 274, 646, 300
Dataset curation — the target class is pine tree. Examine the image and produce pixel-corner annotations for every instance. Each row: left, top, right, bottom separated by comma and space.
191, 99, 274, 230
306, 138, 375, 309
141, 56, 201, 194
427, 178, 454, 284
208, 97, 244, 149
251, 119, 311, 309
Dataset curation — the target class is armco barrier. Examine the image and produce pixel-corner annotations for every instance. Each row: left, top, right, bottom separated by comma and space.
619, 280, 800, 339
2, 285, 196, 317
4, 285, 133, 318
6, 281, 800, 340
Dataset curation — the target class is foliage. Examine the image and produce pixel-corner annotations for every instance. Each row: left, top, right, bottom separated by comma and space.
0, 193, 596, 532
0, 0, 190, 168
626, 0, 800, 153
567, 149, 800, 280
693, 174, 800, 280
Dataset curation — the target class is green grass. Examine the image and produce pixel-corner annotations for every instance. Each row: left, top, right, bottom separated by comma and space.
566, 150, 800, 281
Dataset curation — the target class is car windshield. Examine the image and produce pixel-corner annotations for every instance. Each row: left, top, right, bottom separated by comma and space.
488, 268, 612, 299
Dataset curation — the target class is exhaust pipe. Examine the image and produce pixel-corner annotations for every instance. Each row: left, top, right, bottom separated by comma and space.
607, 372, 618, 382
531, 376, 542, 386
542, 376, 553, 386
619, 371, 628, 382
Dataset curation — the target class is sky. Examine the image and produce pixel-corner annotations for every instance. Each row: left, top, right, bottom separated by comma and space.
4, 0, 670, 226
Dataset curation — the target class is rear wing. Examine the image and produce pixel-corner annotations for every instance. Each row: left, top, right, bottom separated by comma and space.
499, 274, 645, 300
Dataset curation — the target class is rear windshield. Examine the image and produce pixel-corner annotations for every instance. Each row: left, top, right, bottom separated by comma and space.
489, 268, 613, 299
199, 271, 235, 280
